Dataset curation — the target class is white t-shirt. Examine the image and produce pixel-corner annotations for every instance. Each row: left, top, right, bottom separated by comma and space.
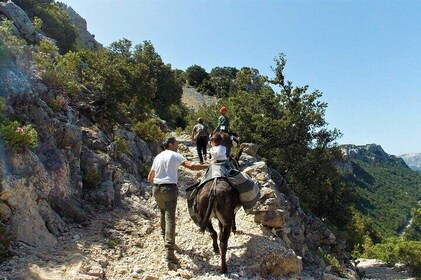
209, 145, 227, 162
151, 150, 186, 184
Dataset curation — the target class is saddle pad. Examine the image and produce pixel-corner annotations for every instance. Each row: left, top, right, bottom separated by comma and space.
186, 172, 260, 227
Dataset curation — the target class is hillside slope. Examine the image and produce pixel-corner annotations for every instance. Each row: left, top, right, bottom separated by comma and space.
341, 144, 421, 236
181, 86, 217, 112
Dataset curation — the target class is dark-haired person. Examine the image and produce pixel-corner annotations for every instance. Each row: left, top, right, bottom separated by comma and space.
147, 137, 207, 264
191, 117, 210, 164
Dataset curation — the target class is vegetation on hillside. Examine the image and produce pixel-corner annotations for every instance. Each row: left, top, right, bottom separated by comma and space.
347, 159, 421, 236
2, 1, 421, 275
11, 0, 77, 53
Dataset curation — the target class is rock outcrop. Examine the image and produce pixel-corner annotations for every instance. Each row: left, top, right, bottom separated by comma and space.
0, 0, 46, 44
341, 144, 406, 165
57, 2, 102, 50
400, 152, 421, 171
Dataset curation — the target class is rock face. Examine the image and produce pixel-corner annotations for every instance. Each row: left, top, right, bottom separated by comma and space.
400, 153, 421, 171
341, 144, 406, 165
0, 0, 42, 43
0, 68, 154, 248
0, 1, 34, 35
181, 86, 217, 112
57, 3, 102, 50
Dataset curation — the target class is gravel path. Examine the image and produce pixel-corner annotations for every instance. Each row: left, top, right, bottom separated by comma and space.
0, 134, 286, 280
356, 258, 416, 280
0, 134, 416, 280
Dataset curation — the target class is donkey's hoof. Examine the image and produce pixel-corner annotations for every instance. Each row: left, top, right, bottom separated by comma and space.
213, 248, 220, 254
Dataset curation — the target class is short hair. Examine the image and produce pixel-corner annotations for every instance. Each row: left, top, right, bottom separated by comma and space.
197, 117, 203, 124
210, 132, 222, 145
163, 136, 176, 149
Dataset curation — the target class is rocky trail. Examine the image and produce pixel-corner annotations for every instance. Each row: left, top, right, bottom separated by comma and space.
0, 133, 417, 280
356, 259, 416, 280
0, 134, 299, 280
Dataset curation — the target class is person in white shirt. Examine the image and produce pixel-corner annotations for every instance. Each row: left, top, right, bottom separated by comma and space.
147, 137, 207, 264
209, 132, 228, 163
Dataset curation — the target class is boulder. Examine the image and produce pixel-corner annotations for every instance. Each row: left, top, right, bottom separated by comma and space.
256, 251, 303, 276
0, 176, 57, 247
0, 1, 35, 35
254, 209, 286, 228
240, 142, 259, 157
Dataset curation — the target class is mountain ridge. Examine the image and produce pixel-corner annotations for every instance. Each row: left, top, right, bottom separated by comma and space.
400, 153, 421, 171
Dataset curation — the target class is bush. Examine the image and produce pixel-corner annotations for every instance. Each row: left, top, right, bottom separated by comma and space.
317, 248, 344, 276
367, 238, 421, 276
0, 20, 26, 65
83, 167, 100, 189
34, 39, 81, 95
0, 121, 38, 151
114, 136, 128, 154
49, 95, 69, 111
132, 120, 164, 143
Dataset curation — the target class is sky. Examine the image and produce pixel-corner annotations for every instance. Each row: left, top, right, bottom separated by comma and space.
59, 0, 421, 156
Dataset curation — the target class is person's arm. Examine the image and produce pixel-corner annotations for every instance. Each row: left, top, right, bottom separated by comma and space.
147, 169, 155, 183
181, 160, 208, 170
191, 130, 195, 144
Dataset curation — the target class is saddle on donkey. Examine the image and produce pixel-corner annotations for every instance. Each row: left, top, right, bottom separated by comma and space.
186, 161, 260, 227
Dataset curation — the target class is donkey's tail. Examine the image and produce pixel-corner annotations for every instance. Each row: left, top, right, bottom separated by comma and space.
199, 179, 217, 232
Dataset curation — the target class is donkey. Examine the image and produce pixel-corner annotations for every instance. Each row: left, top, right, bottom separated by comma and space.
195, 151, 242, 273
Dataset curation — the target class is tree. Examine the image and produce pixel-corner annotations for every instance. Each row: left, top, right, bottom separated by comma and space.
133, 41, 184, 127
234, 67, 267, 93
223, 53, 351, 225
185, 65, 209, 87
209, 66, 238, 97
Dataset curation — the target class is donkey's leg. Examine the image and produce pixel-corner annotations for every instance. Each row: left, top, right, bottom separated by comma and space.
231, 214, 237, 234
207, 222, 219, 254
219, 222, 231, 274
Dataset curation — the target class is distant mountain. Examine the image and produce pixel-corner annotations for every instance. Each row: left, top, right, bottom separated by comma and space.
400, 153, 421, 171
341, 144, 421, 237
341, 144, 408, 166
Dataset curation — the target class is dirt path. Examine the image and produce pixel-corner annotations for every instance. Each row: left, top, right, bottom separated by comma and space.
0, 134, 284, 279
356, 259, 416, 280
1, 134, 417, 279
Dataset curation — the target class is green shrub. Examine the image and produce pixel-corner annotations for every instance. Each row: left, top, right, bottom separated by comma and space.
0, 121, 38, 151
174, 127, 183, 136
34, 40, 81, 94
132, 120, 164, 143
33, 17, 43, 32
0, 20, 26, 63
49, 95, 69, 111
107, 239, 117, 249
83, 167, 100, 188
114, 136, 128, 154
367, 238, 421, 276
317, 248, 344, 276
